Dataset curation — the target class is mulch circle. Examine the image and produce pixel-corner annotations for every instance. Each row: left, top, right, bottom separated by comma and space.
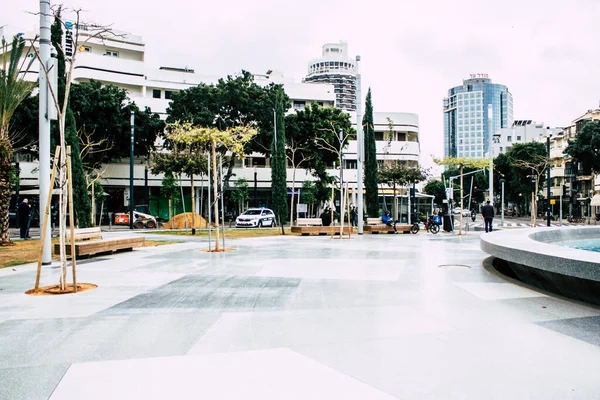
25, 283, 98, 296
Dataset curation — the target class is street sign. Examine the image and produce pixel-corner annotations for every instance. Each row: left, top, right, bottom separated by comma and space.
550, 199, 556, 205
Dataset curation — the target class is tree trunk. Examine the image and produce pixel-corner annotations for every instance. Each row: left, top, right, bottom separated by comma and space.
0, 137, 13, 245
191, 175, 195, 234
59, 119, 68, 291
290, 167, 296, 226
459, 166, 464, 235
212, 140, 220, 251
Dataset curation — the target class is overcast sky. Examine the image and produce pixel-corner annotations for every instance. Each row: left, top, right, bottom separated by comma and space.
5, 0, 600, 170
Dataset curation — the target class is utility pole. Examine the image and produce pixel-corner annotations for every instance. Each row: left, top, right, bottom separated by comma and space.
546, 135, 551, 227
355, 55, 364, 234
39, 0, 52, 264
500, 179, 505, 227
129, 111, 134, 229
487, 104, 494, 203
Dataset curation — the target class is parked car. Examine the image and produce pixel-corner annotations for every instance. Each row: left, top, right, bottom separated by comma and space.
452, 207, 472, 217
235, 208, 276, 228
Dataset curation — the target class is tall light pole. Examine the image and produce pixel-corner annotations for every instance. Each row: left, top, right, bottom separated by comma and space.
500, 179, 505, 227
39, 0, 52, 263
129, 111, 134, 229
546, 135, 552, 227
487, 104, 494, 203
355, 55, 364, 234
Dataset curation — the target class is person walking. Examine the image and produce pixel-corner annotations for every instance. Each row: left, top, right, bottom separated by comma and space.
350, 205, 357, 227
18, 198, 32, 239
481, 200, 494, 233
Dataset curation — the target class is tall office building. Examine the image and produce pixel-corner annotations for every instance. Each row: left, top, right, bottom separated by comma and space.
443, 76, 513, 159
304, 41, 357, 111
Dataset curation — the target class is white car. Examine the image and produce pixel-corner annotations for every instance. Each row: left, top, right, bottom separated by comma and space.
235, 208, 277, 228
452, 207, 472, 217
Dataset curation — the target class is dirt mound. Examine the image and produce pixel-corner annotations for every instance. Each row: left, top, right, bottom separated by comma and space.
167, 212, 208, 229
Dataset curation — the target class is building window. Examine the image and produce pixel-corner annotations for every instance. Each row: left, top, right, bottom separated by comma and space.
507, 136, 512, 142
293, 101, 305, 110
517, 136, 521, 141
104, 50, 118, 57
82, 46, 91, 53
165, 91, 174, 100
500, 147, 503, 152
152, 89, 161, 99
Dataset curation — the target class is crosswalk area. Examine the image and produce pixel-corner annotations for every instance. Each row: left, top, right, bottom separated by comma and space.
468, 221, 591, 229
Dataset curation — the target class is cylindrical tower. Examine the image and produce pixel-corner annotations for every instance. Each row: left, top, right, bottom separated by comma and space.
304, 42, 357, 111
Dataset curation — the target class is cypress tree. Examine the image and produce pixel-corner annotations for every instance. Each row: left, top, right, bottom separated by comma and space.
363, 89, 379, 217
51, 10, 91, 227
270, 88, 288, 228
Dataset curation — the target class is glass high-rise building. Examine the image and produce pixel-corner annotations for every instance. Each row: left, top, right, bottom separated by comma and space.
443, 76, 513, 159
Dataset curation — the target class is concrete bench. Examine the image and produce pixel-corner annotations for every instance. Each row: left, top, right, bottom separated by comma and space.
296, 218, 323, 226
55, 227, 145, 258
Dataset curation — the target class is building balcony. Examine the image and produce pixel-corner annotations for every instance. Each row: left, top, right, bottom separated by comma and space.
73, 52, 145, 87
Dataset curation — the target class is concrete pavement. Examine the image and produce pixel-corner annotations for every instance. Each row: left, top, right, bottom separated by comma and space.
1, 231, 600, 399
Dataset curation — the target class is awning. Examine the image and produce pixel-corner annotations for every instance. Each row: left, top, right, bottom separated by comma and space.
18, 188, 61, 195
591, 194, 600, 206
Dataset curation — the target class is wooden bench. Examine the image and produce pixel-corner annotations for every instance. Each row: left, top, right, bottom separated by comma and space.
55, 227, 145, 258
364, 217, 412, 234
295, 218, 323, 226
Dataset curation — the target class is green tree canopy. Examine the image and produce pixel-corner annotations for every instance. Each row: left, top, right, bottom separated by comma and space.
166, 70, 286, 155
271, 88, 288, 227
424, 180, 446, 205
0, 35, 35, 244
566, 121, 600, 175
69, 80, 164, 167
284, 102, 354, 205
363, 88, 378, 217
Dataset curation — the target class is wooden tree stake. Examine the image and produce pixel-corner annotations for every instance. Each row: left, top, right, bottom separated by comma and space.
35, 146, 60, 290
66, 146, 77, 292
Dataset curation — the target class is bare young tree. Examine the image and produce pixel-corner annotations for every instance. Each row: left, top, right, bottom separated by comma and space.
509, 153, 550, 227
286, 136, 313, 225
30, 6, 118, 290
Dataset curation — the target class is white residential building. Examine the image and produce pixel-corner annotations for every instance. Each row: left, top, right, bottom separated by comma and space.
4, 24, 420, 220
493, 120, 563, 156
304, 42, 357, 111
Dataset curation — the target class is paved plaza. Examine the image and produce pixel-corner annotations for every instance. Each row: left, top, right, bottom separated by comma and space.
1, 231, 600, 399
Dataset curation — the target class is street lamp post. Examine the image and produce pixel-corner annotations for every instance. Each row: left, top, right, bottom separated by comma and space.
488, 105, 494, 203
500, 179, 505, 227
39, 0, 52, 263
559, 183, 563, 226
129, 111, 134, 229
355, 55, 364, 234
546, 135, 551, 227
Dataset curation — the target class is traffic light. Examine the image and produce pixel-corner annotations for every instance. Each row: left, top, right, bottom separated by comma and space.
563, 185, 568, 197
64, 29, 73, 58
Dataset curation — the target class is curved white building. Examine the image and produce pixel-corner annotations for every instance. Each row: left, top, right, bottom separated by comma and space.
304, 42, 357, 111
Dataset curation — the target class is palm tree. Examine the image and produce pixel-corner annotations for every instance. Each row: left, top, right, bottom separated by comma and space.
0, 36, 35, 245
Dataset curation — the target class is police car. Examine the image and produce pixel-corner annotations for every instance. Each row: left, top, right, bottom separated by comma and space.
235, 208, 277, 228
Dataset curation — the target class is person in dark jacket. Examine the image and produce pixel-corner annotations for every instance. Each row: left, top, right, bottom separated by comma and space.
320, 207, 332, 226
18, 198, 32, 239
481, 200, 494, 233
